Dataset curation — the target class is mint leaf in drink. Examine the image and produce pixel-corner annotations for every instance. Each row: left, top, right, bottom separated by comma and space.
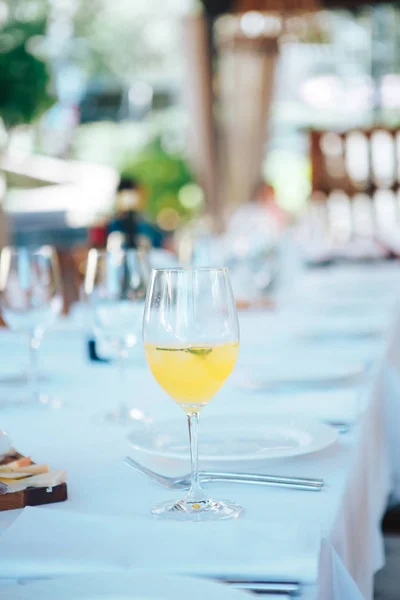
156, 347, 180, 352
187, 347, 212, 356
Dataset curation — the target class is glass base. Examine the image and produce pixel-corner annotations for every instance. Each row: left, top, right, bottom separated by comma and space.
152, 498, 242, 521
100, 409, 133, 426
94, 406, 148, 427
0, 393, 62, 409
37, 393, 62, 409
0, 372, 48, 386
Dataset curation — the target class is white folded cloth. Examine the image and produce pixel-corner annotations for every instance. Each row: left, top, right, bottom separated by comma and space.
0, 572, 252, 600
0, 507, 320, 584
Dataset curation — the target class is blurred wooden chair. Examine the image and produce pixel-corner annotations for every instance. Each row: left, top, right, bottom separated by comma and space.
57, 246, 88, 314
309, 127, 400, 239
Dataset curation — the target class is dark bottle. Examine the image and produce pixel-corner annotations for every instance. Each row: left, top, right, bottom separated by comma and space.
107, 177, 144, 250
87, 219, 110, 363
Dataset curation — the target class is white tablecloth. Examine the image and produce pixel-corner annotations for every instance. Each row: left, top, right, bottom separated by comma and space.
0, 260, 400, 599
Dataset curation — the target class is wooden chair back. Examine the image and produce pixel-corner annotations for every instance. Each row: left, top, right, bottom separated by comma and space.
309, 127, 400, 236
310, 128, 400, 198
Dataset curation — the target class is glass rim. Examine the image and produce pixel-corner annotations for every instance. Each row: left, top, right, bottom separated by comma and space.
1, 245, 56, 255
151, 267, 228, 273
88, 248, 144, 256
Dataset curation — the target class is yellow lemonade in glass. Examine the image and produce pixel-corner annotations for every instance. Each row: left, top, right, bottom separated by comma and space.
144, 342, 239, 413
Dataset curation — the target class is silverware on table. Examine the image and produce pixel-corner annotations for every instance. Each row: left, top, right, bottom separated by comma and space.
218, 578, 300, 597
324, 420, 350, 434
124, 456, 324, 492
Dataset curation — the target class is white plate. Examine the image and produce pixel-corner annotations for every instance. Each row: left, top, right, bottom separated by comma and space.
128, 414, 338, 462
300, 272, 399, 301
0, 573, 247, 600
235, 359, 365, 392
297, 323, 383, 342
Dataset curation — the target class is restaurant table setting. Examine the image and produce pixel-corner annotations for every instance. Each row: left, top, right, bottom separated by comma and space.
0, 248, 399, 599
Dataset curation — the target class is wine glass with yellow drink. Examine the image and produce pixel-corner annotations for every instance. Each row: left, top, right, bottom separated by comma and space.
143, 267, 241, 521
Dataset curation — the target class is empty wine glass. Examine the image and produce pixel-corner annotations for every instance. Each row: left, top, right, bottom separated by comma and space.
143, 267, 241, 521
84, 248, 150, 425
0, 246, 63, 405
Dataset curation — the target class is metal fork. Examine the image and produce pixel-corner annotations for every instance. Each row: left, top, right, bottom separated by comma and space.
124, 456, 324, 491
219, 579, 300, 597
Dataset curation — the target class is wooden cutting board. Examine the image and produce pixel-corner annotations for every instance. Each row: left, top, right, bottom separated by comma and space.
0, 451, 68, 511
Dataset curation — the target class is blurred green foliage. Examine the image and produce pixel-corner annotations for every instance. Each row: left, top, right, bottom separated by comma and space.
120, 136, 195, 221
264, 149, 311, 213
0, 1, 54, 129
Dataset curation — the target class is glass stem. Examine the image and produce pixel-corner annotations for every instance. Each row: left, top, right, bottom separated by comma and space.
28, 334, 40, 402
116, 342, 129, 417
185, 412, 206, 504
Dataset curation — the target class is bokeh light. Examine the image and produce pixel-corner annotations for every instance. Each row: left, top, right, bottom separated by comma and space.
156, 207, 180, 231
178, 184, 204, 210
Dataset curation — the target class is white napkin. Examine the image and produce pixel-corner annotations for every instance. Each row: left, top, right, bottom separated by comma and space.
0, 507, 320, 584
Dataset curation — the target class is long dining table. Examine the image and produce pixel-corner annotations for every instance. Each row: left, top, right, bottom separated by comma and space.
0, 256, 400, 599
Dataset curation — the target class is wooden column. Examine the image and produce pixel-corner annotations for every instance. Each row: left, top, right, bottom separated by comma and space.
182, 12, 221, 229
217, 30, 279, 215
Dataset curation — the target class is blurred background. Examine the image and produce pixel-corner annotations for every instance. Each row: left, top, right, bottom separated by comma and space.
1, 2, 400, 592
0, 0, 400, 282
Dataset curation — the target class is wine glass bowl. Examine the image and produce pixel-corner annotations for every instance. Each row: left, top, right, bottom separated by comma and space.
143, 267, 241, 521
0, 246, 63, 405
84, 248, 150, 424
